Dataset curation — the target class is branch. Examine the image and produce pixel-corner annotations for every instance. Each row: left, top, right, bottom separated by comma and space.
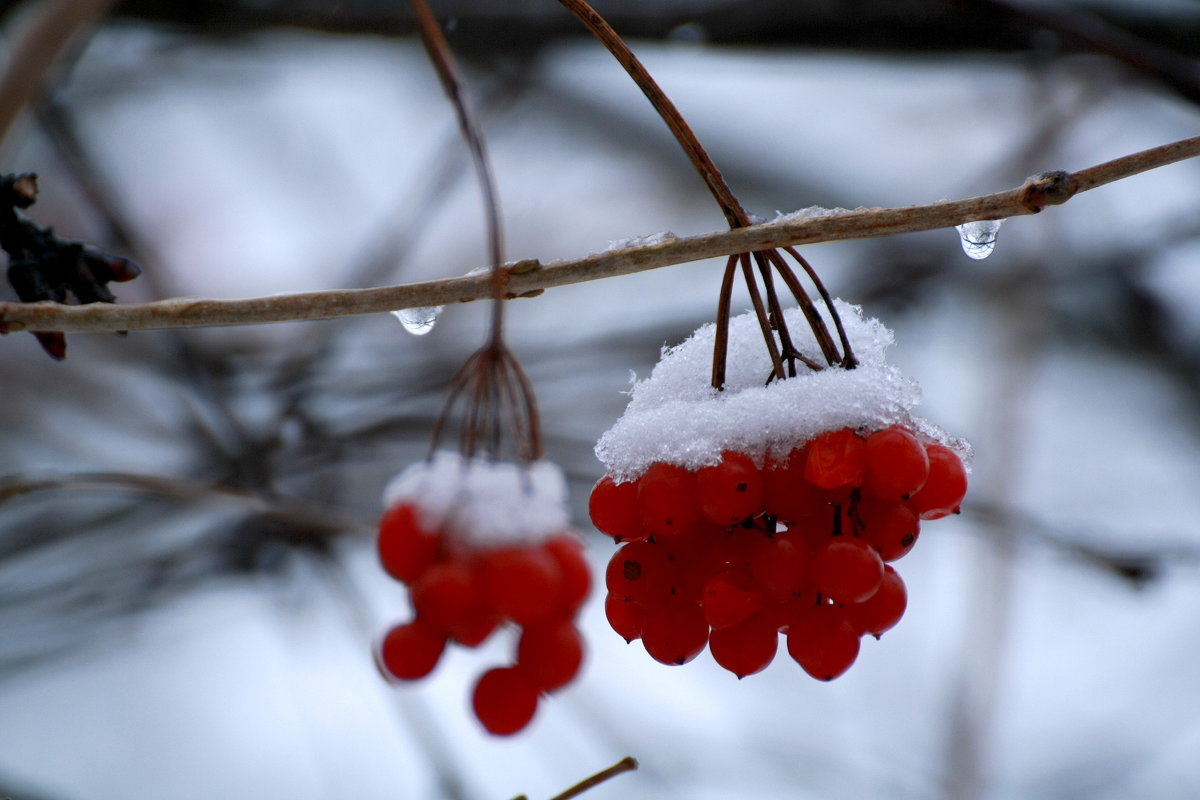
1, 135, 1197, 336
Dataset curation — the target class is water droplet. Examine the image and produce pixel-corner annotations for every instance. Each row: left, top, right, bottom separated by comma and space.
955, 219, 1005, 260
392, 306, 443, 336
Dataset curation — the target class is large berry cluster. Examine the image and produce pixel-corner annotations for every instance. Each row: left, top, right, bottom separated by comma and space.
591, 425, 966, 680
375, 453, 590, 735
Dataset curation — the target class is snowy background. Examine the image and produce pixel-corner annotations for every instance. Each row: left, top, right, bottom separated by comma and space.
3, 2, 1200, 799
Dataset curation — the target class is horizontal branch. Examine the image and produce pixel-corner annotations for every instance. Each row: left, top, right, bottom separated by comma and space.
2, 135, 1197, 335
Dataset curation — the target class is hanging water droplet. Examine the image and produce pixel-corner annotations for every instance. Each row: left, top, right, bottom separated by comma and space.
392, 306, 443, 336
955, 219, 1005, 260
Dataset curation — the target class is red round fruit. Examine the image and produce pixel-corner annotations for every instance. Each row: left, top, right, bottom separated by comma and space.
589, 476, 645, 541
701, 569, 763, 628
811, 537, 884, 603
696, 451, 765, 526
377, 503, 441, 583
637, 462, 701, 537
786, 604, 860, 681
845, 565, 907, 638
605, 593, 647, 642
709, 613, 778, 678
763, 448, 827, 523
472, 666, 539, 735
480, 546, 562, 626
517, 621, 585, 692
378, 619, 446, 681
605, 541, 671, 605
909, 444, 968, 519
863, 426, 929, 500
857, 498, 920, 562
410, 559, 484, 634
804, 428, 866, 490
543, 535, 592, 616
641, 601, 709, 666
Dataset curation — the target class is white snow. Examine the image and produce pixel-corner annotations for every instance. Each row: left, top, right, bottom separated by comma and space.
595, 300, 970, 481
381, 451, 571, 547
604, 231, 678, 251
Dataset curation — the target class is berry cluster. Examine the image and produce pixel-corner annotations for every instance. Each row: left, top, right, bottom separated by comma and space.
591, 425, 966, 680
375, 454, 590, 735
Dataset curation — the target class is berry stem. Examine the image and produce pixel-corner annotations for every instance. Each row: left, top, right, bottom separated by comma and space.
555, 0, 857, 386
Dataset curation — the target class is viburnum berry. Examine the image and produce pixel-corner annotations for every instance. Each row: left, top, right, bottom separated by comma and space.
709, 613, 778, 678
845, 565, 907, 638
856, 498, 921, 562
480, 545, 563, 627
909, 443, 968, 519
544, 535, 592, 617
377, 503, 441, 583
701, 568, 763, 628
606, 541, 672, 604
410, 559, 484, 634
517, 620, 585, 692
804, 428, 866, 489
589, 476, 645, 541
863, 426, 929, 500
763, 448, 826, 523
811, 536, 885, 604
786, 604, 861, 681
379, 618, 447, 681
472, 666, 540, 736
637, 462, 701, 537
605, 593, 647, 642
696, 450, 764, 526
641, 600, 709, 666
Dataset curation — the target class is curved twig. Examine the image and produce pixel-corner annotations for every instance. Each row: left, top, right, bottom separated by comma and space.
1, 138, 1197, 336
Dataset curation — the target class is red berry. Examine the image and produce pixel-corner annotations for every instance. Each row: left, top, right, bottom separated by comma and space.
517, 621, 585, 692
752, 531, 814, 603
641, 601, 709, 666
480, 546, 562, 626
856, 498, 920, 562
709, 613, 778, 678
763, 448, 827, 523
544, 535, 592, 616
472, 666, 539, 735
701, 569, 763, 628
379, 619, 446, 680
811, 537, 884, 603
804, 429, 866, 489
845, 565, 907, 638
637, 462, 700, 537
696, 451, 764, 526
863, 426, 929, 500
410, 559, 484, 634
605, 541, 671, 605
786, 604, 860, 680
589, 476, 645, 541
909, 444, 968, 519
605, 593, 647, 642
377, 503, 441, 583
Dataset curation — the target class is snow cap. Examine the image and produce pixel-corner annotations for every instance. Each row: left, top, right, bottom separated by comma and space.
596, 300, 968, 481
382, 451, 570, 547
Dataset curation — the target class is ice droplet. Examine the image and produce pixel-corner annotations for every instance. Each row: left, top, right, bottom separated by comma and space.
955, 219, 1005, 260
391, 306, 443, 336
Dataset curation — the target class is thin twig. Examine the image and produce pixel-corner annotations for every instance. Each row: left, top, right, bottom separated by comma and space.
1, 137, 1197, 335
547, 756, 639, 800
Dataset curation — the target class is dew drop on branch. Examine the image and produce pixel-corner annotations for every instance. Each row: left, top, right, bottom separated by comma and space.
955, 219, 1005, 260
392, 306, 443, 336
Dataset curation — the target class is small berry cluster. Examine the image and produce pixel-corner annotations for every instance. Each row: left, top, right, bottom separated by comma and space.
590, 425, 966, 680
375, 455, 590, 735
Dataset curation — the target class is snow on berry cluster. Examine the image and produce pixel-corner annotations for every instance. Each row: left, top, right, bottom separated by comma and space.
590, 302, 969, 680
375, 452, 590, 735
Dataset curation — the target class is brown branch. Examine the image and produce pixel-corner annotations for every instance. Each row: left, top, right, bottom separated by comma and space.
1, 135, 1197, 336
